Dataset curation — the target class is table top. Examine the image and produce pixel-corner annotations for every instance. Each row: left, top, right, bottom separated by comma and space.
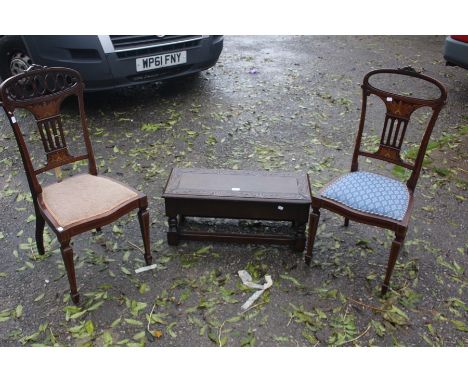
162, 168, 311, 202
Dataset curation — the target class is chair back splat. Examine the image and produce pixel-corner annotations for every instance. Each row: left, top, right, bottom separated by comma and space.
0, 65, 97, 198
350, 67, 447, 192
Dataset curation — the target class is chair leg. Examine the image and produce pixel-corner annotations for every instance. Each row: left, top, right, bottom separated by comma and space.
305, 208, 320, 266
138, 207, 152, 265
381, 233, 405, 295
344, 218, 349, 227
35, 212, 45, 256
60, 241, 79, 304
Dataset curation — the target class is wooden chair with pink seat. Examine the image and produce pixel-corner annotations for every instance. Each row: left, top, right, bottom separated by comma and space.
0, 65, 152, 304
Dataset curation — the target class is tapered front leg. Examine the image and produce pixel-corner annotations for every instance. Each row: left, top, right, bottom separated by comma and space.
138, 207, 152, 265
305, 208, 321, 266
381, 233, 405, 295
60, 241, 79, 304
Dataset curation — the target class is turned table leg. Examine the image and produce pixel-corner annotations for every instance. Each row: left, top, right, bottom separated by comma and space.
167, 216, 179, 245
293, 221, 307, 252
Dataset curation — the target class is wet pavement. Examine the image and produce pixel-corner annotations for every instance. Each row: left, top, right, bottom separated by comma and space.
0, 36, 466, 346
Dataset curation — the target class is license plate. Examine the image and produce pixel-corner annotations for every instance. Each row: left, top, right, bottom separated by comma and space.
136, 51, 187, 72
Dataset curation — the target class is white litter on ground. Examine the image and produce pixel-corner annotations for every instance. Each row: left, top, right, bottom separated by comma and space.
238, 270, 273, 310
135, 264, 159, 274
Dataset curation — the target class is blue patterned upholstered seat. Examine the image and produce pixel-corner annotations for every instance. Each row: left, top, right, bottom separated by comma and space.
321, 171, 409, 221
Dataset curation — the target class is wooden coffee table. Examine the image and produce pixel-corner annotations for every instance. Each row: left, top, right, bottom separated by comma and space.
162, 168, 311, 251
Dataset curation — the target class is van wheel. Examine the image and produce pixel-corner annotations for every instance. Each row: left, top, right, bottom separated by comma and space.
0, 36, 33, 80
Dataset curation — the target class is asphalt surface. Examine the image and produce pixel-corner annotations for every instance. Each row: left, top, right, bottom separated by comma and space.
0, 36, 466, 346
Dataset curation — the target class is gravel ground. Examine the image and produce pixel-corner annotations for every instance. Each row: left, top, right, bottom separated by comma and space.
0, 35, 466, 347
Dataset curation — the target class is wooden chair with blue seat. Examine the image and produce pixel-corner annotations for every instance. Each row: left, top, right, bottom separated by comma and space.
305, 67, 447, 294
0, 65, 153, 304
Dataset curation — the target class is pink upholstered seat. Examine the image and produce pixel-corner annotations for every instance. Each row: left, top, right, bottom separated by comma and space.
41, 174, 138, 228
